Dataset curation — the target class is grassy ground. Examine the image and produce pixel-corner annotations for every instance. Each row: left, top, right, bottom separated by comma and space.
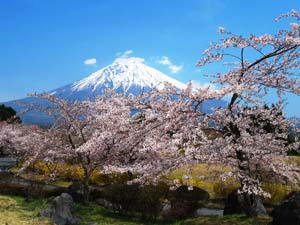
0, 194, 272, 225
0, 195, 50, 225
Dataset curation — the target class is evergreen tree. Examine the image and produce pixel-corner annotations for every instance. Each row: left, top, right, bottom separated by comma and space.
0, 104, 21, 123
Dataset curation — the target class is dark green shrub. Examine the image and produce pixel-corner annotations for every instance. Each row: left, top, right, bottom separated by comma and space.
169, 185, 209, 203
136, 183, 169, 217
102, 183, 139, 213
101, 182, 169, 217
162, 200, 196, 220
0, 104, 21, 123
162, 185, 209, 220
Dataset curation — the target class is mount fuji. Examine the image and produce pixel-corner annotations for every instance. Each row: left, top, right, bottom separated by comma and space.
4, 57, 226, 126
50, 57, 186, 100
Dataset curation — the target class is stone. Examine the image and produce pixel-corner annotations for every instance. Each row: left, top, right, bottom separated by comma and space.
272, 191, 300, 225
162, 186, 210, 220
195, 207, 223, 216
39, 193, 80, 225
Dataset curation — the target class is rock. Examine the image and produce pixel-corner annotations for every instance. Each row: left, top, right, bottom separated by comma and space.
195, 207, 223, 216
162, 200, 196, 220
39, 193, 80, 225
162, 186, 210, 220
272, 191, 300, 225
223, 189, 267, 217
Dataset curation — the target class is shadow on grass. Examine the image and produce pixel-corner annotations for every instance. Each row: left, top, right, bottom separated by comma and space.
74, 202, 174, 225
74, 203, 272, 225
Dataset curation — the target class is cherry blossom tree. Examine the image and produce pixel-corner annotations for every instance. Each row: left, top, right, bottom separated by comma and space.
0, 121, 45, 168
26, 91, 139, 203
184, 10, 300, 216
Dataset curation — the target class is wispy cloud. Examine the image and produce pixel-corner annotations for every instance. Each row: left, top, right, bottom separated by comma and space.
84, 58, 97, 65
157, 56, 183, 74
116, 49, 134, 58
191, 80, 231, 101
190, 80, 217, 91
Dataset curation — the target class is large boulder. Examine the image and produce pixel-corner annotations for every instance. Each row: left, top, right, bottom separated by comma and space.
101, 183, 169, 216
39, 193, 80, 225
272, 191, 300, 225
223, 189, 267, 217
162, 186, 210, 220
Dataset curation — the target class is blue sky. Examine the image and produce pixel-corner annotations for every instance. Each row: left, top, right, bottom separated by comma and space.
1, 0, 300, 116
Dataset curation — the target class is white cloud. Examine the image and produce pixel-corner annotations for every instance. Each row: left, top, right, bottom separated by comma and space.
122, 50, 133, 57
190, 80, 231, 100
158, 56, 172, 65
190, 80, 217, 91
116, 49, 134, 58
84, 58, 97, 65
157, 56, 183, 74
114, 57, 145, 64
169, 65, 183, 74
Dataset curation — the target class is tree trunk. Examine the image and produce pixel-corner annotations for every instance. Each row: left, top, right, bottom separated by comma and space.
82, 168, 90, 204
239, 192, 267, 217
236, 151, 267, 217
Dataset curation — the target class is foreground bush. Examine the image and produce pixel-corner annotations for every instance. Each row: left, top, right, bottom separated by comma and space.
101, 183, 169, 217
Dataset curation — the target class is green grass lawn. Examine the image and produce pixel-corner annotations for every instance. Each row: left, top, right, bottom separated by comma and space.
0, 195, 50, 225
0, 194, 272, 225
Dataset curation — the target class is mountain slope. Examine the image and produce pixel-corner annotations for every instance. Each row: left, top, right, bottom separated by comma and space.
3, 57, 226, 125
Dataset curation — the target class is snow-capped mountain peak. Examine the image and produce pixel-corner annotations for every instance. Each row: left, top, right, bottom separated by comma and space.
68, 57, 186, 96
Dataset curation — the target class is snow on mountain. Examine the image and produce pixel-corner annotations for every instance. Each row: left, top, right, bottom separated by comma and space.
51, 57, 186, 100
